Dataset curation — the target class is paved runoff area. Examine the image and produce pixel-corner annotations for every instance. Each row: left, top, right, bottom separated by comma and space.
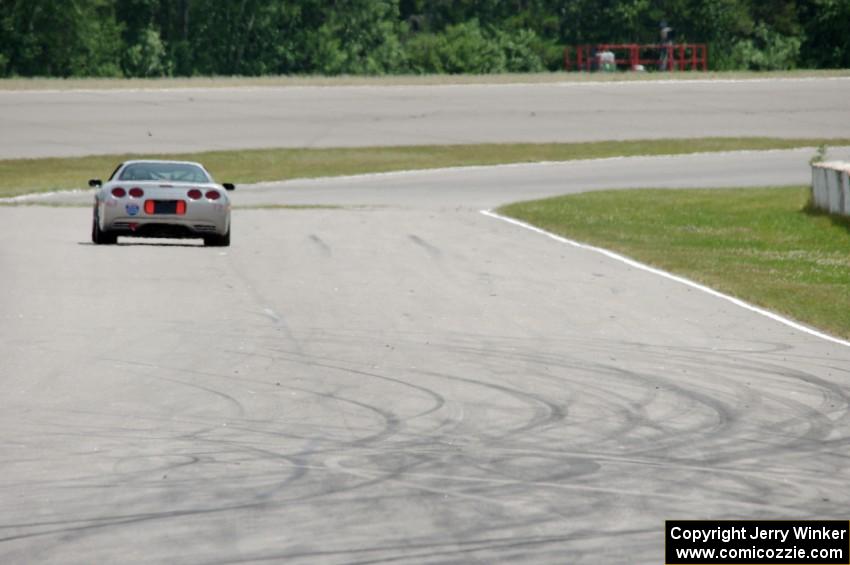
2, 80, 850, 564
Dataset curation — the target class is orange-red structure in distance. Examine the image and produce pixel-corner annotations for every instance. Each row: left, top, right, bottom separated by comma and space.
565, 44, 708, 72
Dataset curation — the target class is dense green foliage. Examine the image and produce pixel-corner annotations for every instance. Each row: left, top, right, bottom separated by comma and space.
1, 0, 848, 77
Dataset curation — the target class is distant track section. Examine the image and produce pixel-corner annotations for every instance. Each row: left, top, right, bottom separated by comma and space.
1, 77, 848, 158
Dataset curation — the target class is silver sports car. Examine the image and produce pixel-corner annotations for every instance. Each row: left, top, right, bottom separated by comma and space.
90, 160, 234, 246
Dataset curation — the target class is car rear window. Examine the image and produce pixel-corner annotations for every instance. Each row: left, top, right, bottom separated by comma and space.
119, 163, 210, 183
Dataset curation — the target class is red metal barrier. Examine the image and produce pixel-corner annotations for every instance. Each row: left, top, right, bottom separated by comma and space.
565, 43, 708, 72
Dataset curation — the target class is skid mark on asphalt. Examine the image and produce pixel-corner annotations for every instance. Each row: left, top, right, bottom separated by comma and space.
308, 234, 332, 257
238, 345, 450, 429
221, 250, 305, 356
237, 329, 850, 513
408, 234, 441, 259
438, 333, 850, 455
322, 455, 805, 515
8, 208, 850, 562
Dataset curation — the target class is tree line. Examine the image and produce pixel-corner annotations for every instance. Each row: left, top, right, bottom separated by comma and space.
1, 0, 848, 78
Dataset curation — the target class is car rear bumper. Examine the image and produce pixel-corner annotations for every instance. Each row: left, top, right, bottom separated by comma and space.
97, 194, 230, 237
106, 219, 225, 239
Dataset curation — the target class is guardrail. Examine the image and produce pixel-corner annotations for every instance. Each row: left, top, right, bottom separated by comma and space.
811, 161, 850, 216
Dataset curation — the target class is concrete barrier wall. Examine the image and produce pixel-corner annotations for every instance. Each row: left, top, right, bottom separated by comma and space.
841, 171, 850, 216
811, 161, 850, 216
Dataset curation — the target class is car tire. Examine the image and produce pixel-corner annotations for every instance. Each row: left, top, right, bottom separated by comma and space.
204, 228, 230, 247
92, 209, 117, 245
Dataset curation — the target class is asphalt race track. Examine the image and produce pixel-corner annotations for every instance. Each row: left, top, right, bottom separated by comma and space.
1, 77, 849, 158
2, 80, 850, 564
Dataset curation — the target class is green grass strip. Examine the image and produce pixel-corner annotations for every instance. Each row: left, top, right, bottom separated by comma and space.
499, 186, 850, 340
1, 137, 847, 199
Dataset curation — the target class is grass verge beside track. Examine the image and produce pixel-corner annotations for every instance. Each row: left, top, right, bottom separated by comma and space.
499, 186, 850, 339
2, 137, 848, 198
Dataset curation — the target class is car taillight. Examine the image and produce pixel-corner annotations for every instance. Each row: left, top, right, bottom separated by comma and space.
111, 187, 126, 198
187, 189, 202, 200
176, 201, 186, 215
205, 190, 221, 200
144, 200, 155, 214
129, 187, 144, 198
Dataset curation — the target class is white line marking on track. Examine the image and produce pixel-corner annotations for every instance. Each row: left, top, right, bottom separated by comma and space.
0, 189, 89, 203
481, 209, 850, 349
2, 76, 848, 94
242, 147, 838, 190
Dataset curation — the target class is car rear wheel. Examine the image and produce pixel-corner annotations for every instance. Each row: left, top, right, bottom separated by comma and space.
204, 228, 230, 247
92, 209, 117, 245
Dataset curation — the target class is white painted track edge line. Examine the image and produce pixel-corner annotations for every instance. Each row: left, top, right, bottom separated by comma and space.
481, 209, 850, 349
247, 146, 829, 187
0, 188, 90, 203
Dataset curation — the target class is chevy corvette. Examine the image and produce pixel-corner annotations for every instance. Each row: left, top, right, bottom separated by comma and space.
90, 160, 233, 246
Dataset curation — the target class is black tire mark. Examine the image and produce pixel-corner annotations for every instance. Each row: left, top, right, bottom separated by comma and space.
309, 233, 332, 257
408, 234, 441, 259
